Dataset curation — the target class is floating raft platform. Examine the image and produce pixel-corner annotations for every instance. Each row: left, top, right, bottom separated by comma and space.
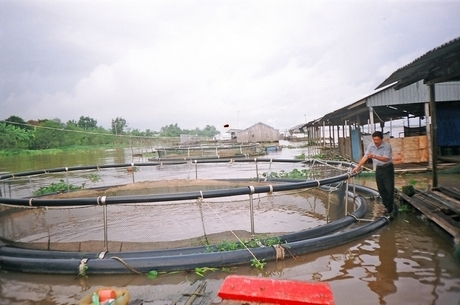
397, 185, 460, 242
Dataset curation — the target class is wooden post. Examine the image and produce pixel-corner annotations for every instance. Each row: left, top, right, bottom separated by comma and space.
429, 84, 438, 188
323, 121, 326, 147
368, 106, 375, 134
425, 102, 433, 169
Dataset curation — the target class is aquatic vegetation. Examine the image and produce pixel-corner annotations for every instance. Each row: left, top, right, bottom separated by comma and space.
89, 173, 101, 183
33, 179, 83, 196
250, 258, 266, 270
261, 168, 312, 179
206, 236, 282, 252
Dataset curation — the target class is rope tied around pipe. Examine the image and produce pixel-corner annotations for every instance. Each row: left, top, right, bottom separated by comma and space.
264, 159, 273, 182
78, 258, 88, 277
347, 213, 359, 221
197, 191, 209, 245
96, 196, 107, 205
110, 256, 143, 275
273, 244, 285, 261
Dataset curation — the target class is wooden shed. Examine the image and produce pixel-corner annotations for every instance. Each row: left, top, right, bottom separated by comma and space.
235, 122, 280, 143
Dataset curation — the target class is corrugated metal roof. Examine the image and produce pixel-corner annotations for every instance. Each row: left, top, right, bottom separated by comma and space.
376, 36, 460, 89
368, 81, 460, 107
295, 38, 460, 129
298, 81, 460, 128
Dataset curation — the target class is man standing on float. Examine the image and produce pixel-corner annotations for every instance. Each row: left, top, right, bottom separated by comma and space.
353, 131, 395, 216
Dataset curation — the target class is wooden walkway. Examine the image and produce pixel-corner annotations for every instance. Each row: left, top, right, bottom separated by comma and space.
397, 186, 460, 243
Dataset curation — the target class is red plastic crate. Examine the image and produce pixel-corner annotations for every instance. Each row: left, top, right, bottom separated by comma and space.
218, 275, 334, 305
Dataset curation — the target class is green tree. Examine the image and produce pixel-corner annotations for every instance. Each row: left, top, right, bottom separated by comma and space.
4, 115, 33, 131
33, 119, 66, 149
111, 117, 127, 135
159, 123, 182, 137
78, 116, 98, 130
201, 125, 219, 137
0, 123, 34, 149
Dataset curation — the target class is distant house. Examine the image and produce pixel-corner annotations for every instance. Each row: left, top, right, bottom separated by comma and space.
233, 122, 280, 143
226, 128, 242, 140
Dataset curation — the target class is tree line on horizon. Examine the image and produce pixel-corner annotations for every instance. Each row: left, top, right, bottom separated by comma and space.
0, 115, 220, 150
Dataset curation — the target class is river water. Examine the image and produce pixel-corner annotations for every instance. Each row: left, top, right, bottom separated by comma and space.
0, 143, 459, 305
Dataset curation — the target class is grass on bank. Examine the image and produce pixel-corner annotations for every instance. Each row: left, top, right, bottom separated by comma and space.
0, 144, 126, 157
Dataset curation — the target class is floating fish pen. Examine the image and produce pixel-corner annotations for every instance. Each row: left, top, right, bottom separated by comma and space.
0, 157, 390, 275
153, 143, 260, 158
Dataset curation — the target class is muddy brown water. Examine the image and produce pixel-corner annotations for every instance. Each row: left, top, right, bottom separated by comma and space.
0, 146, 459, 305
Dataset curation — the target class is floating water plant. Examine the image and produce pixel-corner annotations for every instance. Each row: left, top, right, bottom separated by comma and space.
33, 179, 83, 196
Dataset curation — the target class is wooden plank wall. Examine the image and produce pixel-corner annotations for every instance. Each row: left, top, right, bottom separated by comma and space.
387, 136, 428, 164
338, 137, 352, 160
236, 123, 280, 143
338, 135, 429, 164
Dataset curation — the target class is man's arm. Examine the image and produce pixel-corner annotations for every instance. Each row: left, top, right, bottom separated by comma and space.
352, 154, 371, 173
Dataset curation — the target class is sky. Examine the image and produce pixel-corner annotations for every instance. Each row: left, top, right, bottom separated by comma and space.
1, 1, 459, 135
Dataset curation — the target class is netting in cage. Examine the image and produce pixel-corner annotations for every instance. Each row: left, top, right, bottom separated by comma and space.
0, 179, 348, 252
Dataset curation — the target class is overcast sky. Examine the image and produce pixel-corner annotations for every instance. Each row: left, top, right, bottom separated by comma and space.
1, 1, 459, 134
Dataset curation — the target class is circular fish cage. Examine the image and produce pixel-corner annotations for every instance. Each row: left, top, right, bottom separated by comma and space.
0, 157, 390, 275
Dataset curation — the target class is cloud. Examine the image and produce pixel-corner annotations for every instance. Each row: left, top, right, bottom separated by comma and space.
1, 0, 459, 134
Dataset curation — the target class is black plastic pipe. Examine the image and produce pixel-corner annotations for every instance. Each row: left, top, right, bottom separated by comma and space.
0, 183, 375, 259
0, 216, 389, 275
0, 184, 390, 275
0, 158, 358, 181
0, 159, 377, 274
0, 192, 366, 260
0, 171, 358, 206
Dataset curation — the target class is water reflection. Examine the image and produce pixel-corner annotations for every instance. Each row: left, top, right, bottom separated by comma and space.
367, 227, 398, 303
1, 146, 460, 305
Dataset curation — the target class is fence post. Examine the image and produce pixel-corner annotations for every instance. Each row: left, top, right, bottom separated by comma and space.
97, 196, 109, 252
249, 186, 255, 237
65, 167, 69, 193
255, 158, 259, 182
103, 204, 108, 251
345, 178, 349, 216
131, 163, 135, 183
195, 160, 198, 179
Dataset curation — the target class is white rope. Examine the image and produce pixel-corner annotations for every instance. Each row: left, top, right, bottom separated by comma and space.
200, 197, 259, 261
347, 213, 359, 221
264, 159, 273, 182
197, 191, 208, 245
96, 196, 107, 205
78, 258, 89, 277
273, 244, 285, 261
